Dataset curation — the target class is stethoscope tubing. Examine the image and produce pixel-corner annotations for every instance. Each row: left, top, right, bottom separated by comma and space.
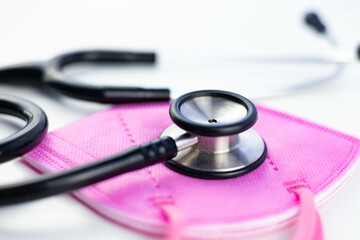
0, 136, 177, 206
0, 95, 47, 163
0, 50, 171, 104
0, 94, 175, 206
45, 50, 170, 103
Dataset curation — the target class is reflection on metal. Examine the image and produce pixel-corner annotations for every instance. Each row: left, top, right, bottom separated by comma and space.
161, 124, 266, 173
179, 95, 247, 125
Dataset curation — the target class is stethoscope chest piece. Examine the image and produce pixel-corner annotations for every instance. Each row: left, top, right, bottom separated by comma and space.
161, 90, 267, 179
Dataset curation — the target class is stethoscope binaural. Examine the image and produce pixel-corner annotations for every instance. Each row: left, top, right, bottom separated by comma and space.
0, 12, 359, 103
0, 90, 266, 205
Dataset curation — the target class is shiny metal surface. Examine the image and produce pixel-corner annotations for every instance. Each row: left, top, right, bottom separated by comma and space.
161, 124, 198, 151
197, 135, 239, 153
161, 124, 266, 173
179, 96, 248, 125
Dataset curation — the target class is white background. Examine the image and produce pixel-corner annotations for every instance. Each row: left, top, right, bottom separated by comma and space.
0, 0, 360, 239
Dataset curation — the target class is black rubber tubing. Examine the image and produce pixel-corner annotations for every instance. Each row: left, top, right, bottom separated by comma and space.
0, 95, 48, 163
0, 136, 177, 206
0, 50, 171, 104
45, 50, 170, 103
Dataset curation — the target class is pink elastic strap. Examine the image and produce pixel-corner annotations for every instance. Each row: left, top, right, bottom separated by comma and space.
314, 212, 324, 240
294, 188, 324, 240
156, 199, 185, 240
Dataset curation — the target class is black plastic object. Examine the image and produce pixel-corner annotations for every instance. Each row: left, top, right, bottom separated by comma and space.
305, 12, 326, 34
169, 90, 258, 136
0, 136, 177, 206
0, 95, 48, 163
0, 62, 44, 85
0, 50, 170, 104
357, 45, 360, 60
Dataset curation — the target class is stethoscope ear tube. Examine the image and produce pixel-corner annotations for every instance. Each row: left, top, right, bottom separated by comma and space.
45, 50, 171, 103
0, 50, 171, 104
0, 62, 45, 86
0, 136, 177, 206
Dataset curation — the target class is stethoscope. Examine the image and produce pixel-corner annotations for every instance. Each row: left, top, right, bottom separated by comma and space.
0, 89, 266, 205
0, 11, 357, 205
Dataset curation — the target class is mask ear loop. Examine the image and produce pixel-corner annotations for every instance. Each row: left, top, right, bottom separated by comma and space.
294, 188, 324, 240
156, 187, 324, 240
156, 198, 185, 240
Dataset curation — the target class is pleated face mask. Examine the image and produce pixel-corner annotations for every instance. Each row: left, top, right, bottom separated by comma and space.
23, 102, 360, 240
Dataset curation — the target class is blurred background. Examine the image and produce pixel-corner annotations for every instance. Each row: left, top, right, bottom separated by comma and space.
0, 0, 359, 239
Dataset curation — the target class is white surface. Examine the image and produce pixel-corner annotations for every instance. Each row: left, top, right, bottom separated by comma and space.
0, 0, 360, 239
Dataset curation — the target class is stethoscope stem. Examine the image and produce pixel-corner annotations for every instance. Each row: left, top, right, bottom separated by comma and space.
0, 137, 177, 206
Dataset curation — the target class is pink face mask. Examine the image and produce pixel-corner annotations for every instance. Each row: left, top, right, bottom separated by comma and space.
23, 102, 360, 240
